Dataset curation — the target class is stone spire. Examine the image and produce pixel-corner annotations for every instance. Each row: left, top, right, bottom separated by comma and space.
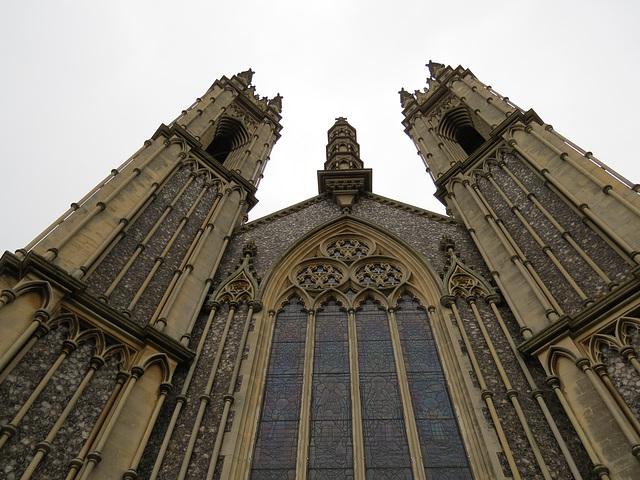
317, 117, 372, 211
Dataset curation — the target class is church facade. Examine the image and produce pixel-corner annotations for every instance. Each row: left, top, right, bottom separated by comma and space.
1, 63, 640, 479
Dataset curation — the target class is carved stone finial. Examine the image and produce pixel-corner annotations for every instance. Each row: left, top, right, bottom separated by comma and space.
243, 240, 258, 259
236, 69, 254, 87
268, 93, 283, 113
399, 88, 415, 108
440, 234, 455, 252
427, 60, 446, 79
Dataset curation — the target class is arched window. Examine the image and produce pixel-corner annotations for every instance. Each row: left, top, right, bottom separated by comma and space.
251, 233, 472, 478
456, 126, 486, 156
205, 117, 249, 165
438, 107, 486, 158
251, 296, 307, 476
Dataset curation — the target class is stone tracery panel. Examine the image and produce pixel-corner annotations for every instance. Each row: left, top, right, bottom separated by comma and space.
252, 230, 472, 478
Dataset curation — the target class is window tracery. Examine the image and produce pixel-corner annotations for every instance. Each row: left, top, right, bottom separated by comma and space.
326, 238, 370, 260
355, 262, 404, 288
252, 232, 472, 478
296, 264, 344, 289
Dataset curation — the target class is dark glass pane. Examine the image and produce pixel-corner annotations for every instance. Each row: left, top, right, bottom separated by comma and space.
253, 420, 300, 469
356, 299, 412, 471
272, 312, 307, 343
311, 374, 351, 420
261, 376, 304, 421
309, 469, 355, 479
252, 297, 307, 476
415, 419, 468, 467
250, 469, 296, 480
362, 419, 411, 467
395, 302, 432, 340
425, 467, 474, 480
310, 301, 352, 474
356, 303, 391, 342
268, 341, 305, 375
358, 340, 395, 373
314, 341, 349, 374
407, 373, 453, 419
360, 374, 403, 419
402, 339, 441, 372
315, 302, 348, 341
396, 293, 472, 475
309, 420, 353, 468
366, 468, 413, 479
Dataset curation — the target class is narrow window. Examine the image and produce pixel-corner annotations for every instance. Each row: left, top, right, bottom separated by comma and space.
206, 135, 234, 163
204, 117, 249, 165
456, 126, 485, 156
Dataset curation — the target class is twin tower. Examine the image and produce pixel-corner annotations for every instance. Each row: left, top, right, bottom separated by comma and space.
1, 64, 640, 479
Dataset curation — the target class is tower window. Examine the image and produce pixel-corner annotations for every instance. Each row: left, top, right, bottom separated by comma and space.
438, 106, 487, 158
206, 134, 234, 163
456, 126, 485, 156
204, 116, 249, 165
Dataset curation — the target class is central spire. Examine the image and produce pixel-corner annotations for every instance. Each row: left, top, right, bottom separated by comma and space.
317, 117, 372, 212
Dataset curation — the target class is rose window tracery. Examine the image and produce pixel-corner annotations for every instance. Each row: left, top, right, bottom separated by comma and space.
355, 262, 404, 288
296, 264, 344, 289
326, 239, 370, 260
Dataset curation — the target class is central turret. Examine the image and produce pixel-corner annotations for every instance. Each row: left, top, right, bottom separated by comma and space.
317, 117, 372, 211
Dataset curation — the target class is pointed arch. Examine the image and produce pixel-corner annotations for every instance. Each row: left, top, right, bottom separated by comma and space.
588, 333, 625, 363
240, 214, 482, 478
314, 288, 351, 310
11, 280, 56, 311
205, 116, 250, 164
76, 328, 107, 355
258, 215, 447, 307
352, 287, 390, 310
437, 106, 487, 156
139, 353, 172, 383
47, 311, 80, 339
168, 136, 188, 155
616, 316, 640, 347
390, 283, 429, 310
273, 285, 312, 312
547, 346, 580, 377
103, 343, 134, 371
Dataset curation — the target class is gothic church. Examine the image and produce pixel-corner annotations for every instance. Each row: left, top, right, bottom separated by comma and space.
1, 62, 640, 479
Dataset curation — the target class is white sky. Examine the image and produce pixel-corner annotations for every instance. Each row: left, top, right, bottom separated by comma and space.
1, 1, 638, 252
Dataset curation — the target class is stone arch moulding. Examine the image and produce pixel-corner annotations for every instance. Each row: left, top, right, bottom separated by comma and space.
10, 279, 56, 311
223, 215, 500, 478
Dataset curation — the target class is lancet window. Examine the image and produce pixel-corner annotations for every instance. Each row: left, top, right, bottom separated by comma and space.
251, 235, 472, 479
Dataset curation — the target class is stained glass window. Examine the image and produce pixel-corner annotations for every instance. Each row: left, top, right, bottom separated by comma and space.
309, 299, 354, 478
395, 294, 472, 479
252, 285, 473, 478
357, 298, 412, 477
251, 296, 307, 479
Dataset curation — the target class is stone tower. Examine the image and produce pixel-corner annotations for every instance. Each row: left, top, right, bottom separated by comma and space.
0, 70, 282, 479
402, 61, 640, 478
2, 63, 640, 480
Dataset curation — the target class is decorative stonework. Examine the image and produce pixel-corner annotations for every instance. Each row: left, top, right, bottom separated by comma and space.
354, 262, 403, 288
325, 238, 371, 260
296, 264, 344, 289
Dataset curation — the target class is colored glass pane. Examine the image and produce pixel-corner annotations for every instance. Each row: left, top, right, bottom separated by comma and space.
251, 296, 307, 478
396, 293, 472, 475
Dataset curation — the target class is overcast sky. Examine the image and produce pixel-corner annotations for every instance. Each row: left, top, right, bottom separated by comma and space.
1, 1, 638, 252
